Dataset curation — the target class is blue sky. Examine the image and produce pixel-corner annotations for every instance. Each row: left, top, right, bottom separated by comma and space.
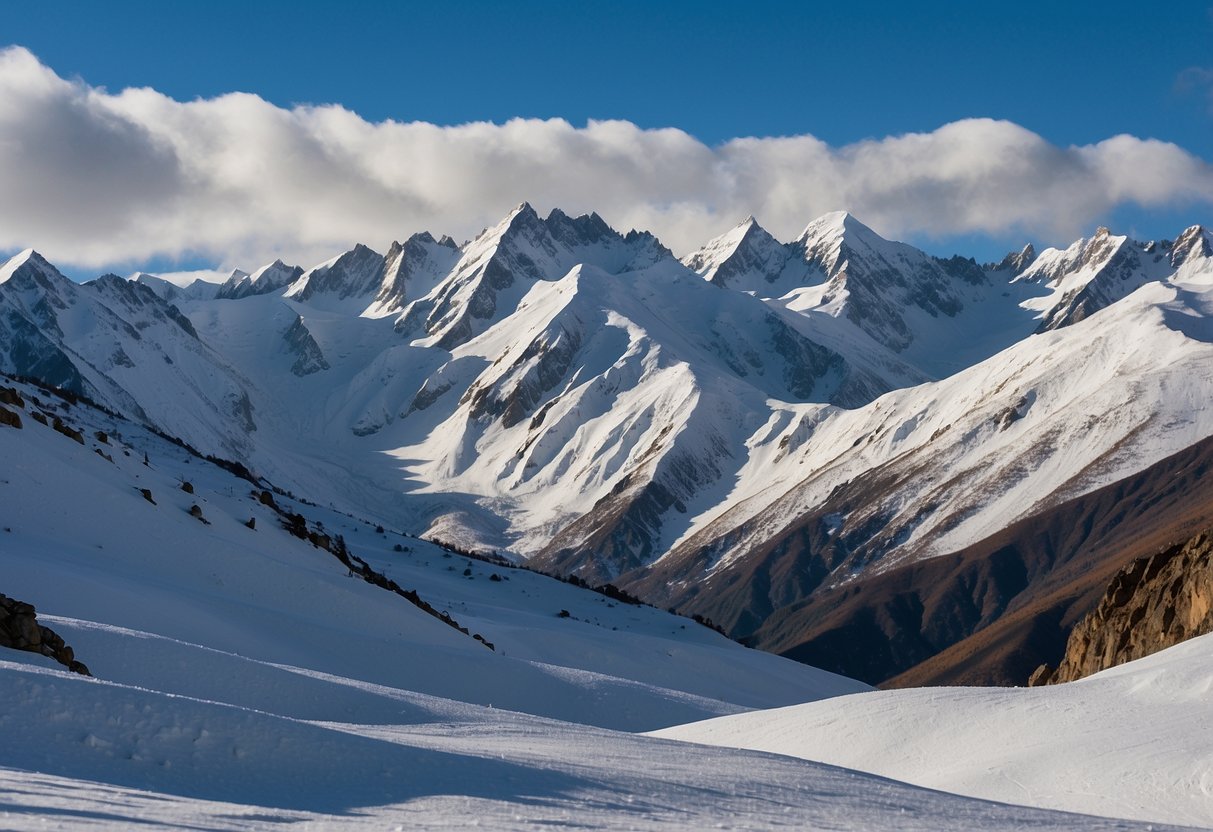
3, 0, 1212, 275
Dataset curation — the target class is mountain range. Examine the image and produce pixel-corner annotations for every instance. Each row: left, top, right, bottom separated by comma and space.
3, 203, 1211, 686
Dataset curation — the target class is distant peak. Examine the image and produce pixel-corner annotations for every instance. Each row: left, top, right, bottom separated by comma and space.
511, 201, 539, 220
995, 243, 1036, 274
796, 210, 878, 244
437, 234, 459, 249
1172, 224, 1213, 268
0, 248, 51, 284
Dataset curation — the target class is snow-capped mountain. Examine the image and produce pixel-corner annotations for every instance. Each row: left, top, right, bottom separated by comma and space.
216, 259, 304, 300
394, 203, 671, 349
0, 250, 258, 459
3, 209, 1212, 689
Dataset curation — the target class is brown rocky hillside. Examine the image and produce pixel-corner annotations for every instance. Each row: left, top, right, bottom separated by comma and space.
1029, 529, 1213, 686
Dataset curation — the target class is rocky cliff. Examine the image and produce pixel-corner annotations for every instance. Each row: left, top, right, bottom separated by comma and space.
1029, 530, 1213, 685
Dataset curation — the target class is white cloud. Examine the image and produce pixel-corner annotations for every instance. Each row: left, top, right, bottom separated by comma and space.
2, 45, 1212, 272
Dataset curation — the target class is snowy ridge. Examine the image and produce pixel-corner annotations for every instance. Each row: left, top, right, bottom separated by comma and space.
216, 259, 304, 300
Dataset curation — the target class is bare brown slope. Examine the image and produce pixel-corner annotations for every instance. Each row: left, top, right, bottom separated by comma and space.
664, 431, 1213, 687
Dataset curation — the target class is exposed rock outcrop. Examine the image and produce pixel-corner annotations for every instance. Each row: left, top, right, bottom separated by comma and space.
1030, 530, 1213, 685
0, 593, 90, 675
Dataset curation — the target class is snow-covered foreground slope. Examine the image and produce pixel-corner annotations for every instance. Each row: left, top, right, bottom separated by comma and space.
1, 382, 1179, 830
0, 655, 1188, 832
655, 632, 1213, 827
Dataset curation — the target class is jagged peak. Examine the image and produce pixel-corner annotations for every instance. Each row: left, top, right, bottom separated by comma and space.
0, 248, 66, 286
0, 249, 38, 282
544, 207, 617, 247
994, 243, 1037, 274
713, 214, 764, 243
437, 234, 459, 249
507, 201, 541, 227
466, 202, 544, 251
405, 231, 437, 246
693, 215, 772, 252
1172, 224, 1213, 268
793, 211, 886, 252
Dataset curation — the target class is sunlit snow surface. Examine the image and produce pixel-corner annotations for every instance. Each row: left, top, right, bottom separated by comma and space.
657, 633, 1213, 827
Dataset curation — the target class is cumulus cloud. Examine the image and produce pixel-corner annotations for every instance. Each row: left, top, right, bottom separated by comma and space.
2, 45, 1212, 272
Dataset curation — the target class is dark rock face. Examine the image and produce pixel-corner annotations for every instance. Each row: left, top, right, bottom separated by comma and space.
1030, 529, 1213, 685
0, 593, 90, 675
283, 315, 330, 376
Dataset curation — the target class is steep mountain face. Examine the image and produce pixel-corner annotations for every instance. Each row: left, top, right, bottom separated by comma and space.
393, 260, 906, 579
670, 427, 1213, 687
366, 232, 461, 315
682, 216, 803, 291
285, 243, 392, 305
1030, 527, 1213, 686
394, 203, 672, 350
1019, 226, 1177, 331
4, 208, 1212, 685
684, 213, 1022, 378
638, 276, 1213, 600
0, 252, 258, 459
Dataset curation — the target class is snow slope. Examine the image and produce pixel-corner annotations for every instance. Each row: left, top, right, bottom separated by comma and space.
655, 631, 1213, 827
